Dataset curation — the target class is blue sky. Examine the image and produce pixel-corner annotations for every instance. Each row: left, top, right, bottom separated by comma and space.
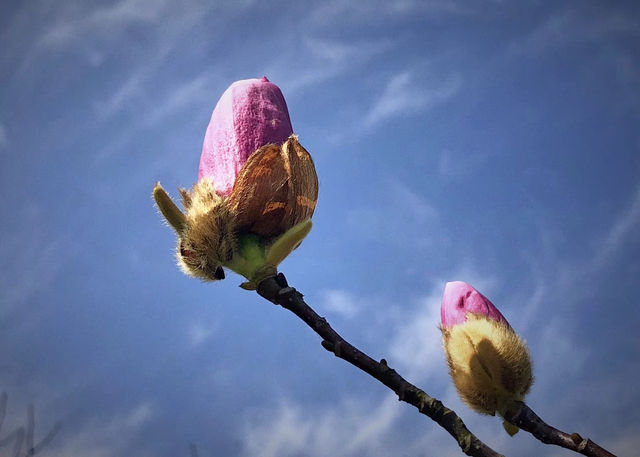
1, 1, 639, 456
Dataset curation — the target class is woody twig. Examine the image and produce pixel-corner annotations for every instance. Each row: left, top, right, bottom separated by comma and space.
503, 401, 616, 457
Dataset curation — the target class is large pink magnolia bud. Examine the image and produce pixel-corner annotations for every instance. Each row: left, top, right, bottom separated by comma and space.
440, 281, 533, 436
153, 76, 317, 287
199, 76, 294, 196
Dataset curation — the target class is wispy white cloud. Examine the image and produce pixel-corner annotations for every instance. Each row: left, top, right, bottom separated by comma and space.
317, 289, 361, 319
521, 181, 640, 314
243, 402, 310, 457
0, 123, 7, 150
11, 0, 177, 75
502, 5, 640, 115
389, 180, 438, 225
309, 0, 474, 26
362, 70, 461, 130
12, 0, 218, 114
265, 36, 395, 95
605, 427, 640, 457
93, 72, 217, 163
187, 319, 217, 347
39, 0, 178, 51
45, 402, 155, 457
347, 180, 441, 250
532, 317, 589, 387
96, 73, 145, 120
144, 74, 213, 126
590, 184, 640, 273
241, 395, 403, 457
305, 37, 364, 64
509, 5, 640, 58
388, 288, 444, 381
92, 15, 215, 122
437, 147, 497, 181
0, 204, 77, 325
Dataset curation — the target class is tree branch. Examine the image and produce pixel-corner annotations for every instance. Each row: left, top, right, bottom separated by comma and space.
504, 401, 616, 457
256, 273, 503, 457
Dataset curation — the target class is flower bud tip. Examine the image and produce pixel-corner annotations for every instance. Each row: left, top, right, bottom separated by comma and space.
441, 281, 509, 329
199, 77, 293, 196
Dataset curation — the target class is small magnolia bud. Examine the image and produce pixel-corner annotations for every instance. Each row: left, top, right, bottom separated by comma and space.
199, 76, 294, 196
440, 281, 533, 435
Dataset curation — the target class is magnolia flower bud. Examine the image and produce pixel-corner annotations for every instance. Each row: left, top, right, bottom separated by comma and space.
199, 76, 293, 196
440, 281, 533, 436
153, 77, 317, 287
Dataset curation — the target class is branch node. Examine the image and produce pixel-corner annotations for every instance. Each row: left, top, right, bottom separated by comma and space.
570, 433, 583, 446
314, 317, 328, 331
320, 339, 343, 357
321, 340, 334, 352
277, 286, 295, 299
377, 359, 390, 376
576, 437, 590, 452
275, 272, 288, 287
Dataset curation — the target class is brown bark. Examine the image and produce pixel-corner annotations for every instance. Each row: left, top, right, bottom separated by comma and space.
504, 401, 616, 457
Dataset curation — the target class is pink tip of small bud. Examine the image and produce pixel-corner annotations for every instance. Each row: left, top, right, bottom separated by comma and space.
199, 77, 293, 196
441, 281, 510, 329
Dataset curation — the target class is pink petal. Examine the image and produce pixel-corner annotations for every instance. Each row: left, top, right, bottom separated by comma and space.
441, 281, 510, 328
198, 76, 293, 196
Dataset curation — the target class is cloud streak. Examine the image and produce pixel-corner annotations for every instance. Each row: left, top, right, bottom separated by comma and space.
309, 0, 474, 26
318, 289, 362, 319
0, 205, 76, 325
241, 396, 402, 457
0, 123, 7, 150
45, 402, 155, 457
346, 179, 441, 252
512, 6, 640, 55
265, 36, 396, 95
362, 70, 461, 130
591, 183, 640, 273
187, 319, 218, 347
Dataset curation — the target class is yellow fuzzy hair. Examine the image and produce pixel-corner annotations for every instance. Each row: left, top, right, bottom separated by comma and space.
442, 314, 533, 416
176, 179, 237, 281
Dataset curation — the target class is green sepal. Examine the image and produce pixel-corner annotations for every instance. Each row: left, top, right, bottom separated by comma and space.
226, 234, 278, 289
153, 182, 186, 233
226, 233, 267, 281
499, 400, 521, 436
227, 220, 313, 288
239, 265, 277, 290
502, 420, 519, 436
239, 281, 256, 290
265, 219, 312, 267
